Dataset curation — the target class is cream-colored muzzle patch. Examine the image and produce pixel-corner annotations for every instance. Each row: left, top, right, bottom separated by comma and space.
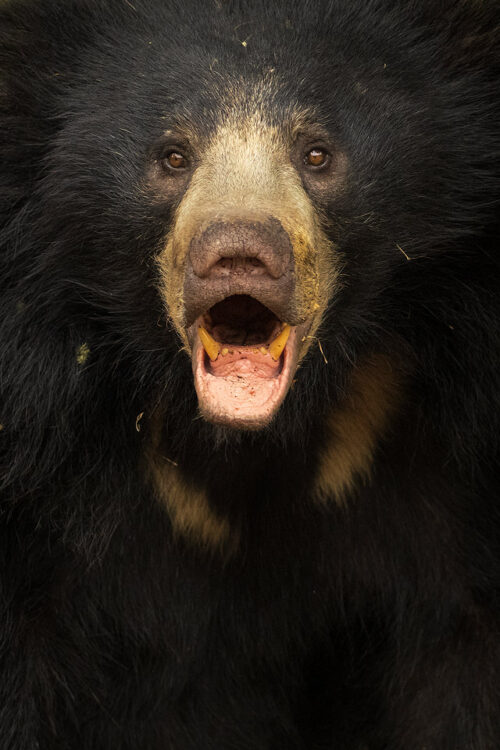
157, 112, 338, 364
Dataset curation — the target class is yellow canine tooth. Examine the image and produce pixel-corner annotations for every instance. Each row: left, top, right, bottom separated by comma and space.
269, 324, 291, 361
198, 326, 220, 361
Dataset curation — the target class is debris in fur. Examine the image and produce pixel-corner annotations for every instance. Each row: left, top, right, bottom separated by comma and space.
76, 343, 90, 366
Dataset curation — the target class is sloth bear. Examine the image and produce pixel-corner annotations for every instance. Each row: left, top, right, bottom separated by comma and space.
0, 0, 499, 748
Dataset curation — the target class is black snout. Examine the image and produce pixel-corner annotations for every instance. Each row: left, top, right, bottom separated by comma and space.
183, 218, 296, 327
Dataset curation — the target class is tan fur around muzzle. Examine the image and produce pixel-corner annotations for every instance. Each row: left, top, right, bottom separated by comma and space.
157, 114, 338, 361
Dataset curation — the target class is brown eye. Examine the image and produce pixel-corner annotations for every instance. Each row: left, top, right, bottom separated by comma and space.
305, 148, 329, 168
163, 151, 187, 170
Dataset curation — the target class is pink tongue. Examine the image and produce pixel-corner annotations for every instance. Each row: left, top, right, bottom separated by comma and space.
209, 348, 281, 379
193, 339, 287, 428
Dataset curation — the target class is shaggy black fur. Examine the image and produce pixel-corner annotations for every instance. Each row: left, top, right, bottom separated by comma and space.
0, 1, 499, 748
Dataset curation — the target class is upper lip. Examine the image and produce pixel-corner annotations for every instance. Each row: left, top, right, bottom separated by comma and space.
183, 272, 299, 329
181, 218, 301, 329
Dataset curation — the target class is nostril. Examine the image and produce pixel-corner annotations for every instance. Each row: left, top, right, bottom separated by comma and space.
213, 256, 267, 276
188, 219, 293, 280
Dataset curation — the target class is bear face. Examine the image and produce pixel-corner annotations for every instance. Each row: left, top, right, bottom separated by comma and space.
153, 107, 336, 429
10, 0, 490, 439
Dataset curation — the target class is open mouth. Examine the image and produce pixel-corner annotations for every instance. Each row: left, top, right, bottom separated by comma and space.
189, 295, 304, 429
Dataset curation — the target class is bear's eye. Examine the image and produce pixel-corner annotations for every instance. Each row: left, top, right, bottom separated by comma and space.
305, 147, 329, 168
162, 151, 188, 170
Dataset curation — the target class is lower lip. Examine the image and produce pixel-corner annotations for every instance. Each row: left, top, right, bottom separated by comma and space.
191, 327, 300, 429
